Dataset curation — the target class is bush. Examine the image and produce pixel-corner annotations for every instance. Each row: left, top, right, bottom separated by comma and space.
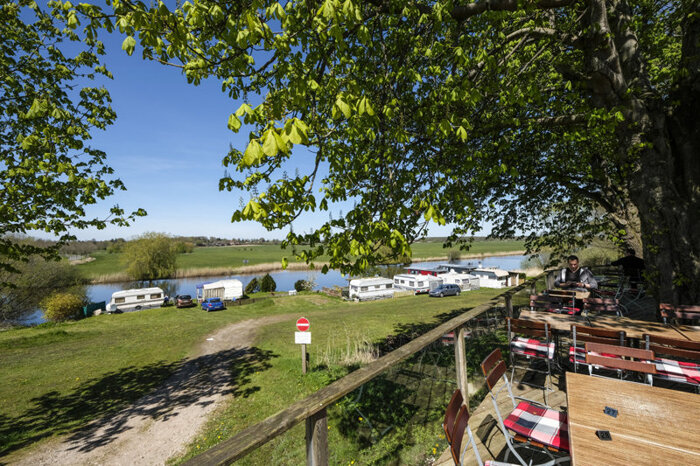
41, 292, 85, 322
245, 277, 260, 294
260, 273, 277, 292
294, 279, 313, 292
447, 250, 461, 263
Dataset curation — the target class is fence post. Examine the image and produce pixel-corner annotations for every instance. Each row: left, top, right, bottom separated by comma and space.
505, 294, 513, 319
455, 326, 469, 402
306, 408, 328, 466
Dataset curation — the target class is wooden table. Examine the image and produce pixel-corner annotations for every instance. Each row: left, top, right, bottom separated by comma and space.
566, 372, 700, 465
547, 288, 591, 300
518, 309, 697, 341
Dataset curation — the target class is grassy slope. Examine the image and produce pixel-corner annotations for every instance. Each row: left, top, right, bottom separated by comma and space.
0, 289, 506, 463
77, 239, 526, 280
177, 288, 506, 464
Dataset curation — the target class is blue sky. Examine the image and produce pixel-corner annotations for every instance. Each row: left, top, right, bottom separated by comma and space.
62, 30, 461, 241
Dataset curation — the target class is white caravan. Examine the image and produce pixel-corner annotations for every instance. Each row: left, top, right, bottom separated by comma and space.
471, 268, 511, 288
108, 287, 164, 313
437, 270, 480, 290
393, 274, 443, 294
196, 279, 244, 301
348, 277, 395, 301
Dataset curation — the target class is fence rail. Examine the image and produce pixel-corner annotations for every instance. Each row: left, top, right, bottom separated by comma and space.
185, 276, 541, 465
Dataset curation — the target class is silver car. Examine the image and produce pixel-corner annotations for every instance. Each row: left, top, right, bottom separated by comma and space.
429, 284, 461, 297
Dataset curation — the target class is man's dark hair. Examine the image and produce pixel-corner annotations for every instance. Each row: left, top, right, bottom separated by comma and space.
567, 255, 579, 262
626, 248, 636, 256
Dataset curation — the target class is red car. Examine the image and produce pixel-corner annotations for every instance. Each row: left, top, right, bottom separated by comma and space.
174, 294, 195, 308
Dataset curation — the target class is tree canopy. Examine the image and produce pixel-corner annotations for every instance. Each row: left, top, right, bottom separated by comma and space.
122, 232, 177, 280
69, 0, 698, 302
0, 1, 145, 276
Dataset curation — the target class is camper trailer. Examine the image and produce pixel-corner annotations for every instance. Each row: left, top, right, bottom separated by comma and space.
108, 287, 165, 313
471, 268, 511, 288
196, 279, 244, 301
437, 270, 480, 290
393, 274, 443, 294
348, 277, 395, 301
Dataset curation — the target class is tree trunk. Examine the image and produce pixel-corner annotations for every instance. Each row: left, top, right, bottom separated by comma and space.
625, 98, 700, 305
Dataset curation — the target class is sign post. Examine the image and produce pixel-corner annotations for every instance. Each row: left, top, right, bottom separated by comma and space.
295, 317, 311, 374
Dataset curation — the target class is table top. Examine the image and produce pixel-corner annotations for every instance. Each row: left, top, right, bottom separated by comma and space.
566, 372, 700, 465
518, 309, 697, 341
547, 288, 591, 300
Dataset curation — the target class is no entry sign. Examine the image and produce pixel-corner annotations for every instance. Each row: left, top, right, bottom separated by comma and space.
296, 317, 310, 332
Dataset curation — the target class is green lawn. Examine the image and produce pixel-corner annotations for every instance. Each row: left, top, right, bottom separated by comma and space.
0, 288, 510, 463
76, 239, 526, 280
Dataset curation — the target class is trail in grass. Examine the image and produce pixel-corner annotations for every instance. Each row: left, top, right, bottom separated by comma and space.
13, 314, 294, 466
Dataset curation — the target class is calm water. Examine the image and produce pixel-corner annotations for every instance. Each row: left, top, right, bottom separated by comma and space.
17, 254, 526, 325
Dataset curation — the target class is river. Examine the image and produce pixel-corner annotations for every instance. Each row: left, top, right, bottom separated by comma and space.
17, 254, 527, 326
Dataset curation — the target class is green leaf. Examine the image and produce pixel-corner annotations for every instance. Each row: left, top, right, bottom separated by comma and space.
122, 36, 136, 56
227, 114, 241, 132
281, 257, 288, 269
262, 130, 278, 156
242, 140, 262, 166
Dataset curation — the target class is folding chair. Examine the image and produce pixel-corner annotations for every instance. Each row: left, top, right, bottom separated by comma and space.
507, 318, 555, 403
619, 277, 645, 312
582, 297, 622, 317
450, 404, 519, 466
659, 303, 700, 325
544, 290, 577, 312
569, 325, 625, 375
584, 342, 657, 385
480, 349, 570, 466
644, 334, 700, 392
443, 389, 463, 444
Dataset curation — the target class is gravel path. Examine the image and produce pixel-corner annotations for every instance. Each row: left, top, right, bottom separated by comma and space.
14, 314, 292, 466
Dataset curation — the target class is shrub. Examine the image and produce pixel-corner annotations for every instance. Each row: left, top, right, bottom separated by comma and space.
294, 279, 313, 292
447, 250, 461, 263
41, 292, 85, 322
245, 277, 260, 294
260, 273, 277, 292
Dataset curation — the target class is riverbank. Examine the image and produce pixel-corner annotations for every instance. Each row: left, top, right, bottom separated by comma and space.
85, 250, 528, 284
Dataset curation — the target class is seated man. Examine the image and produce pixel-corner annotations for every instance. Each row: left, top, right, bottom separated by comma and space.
611, 248, 645, 284
554, 255, 597, 290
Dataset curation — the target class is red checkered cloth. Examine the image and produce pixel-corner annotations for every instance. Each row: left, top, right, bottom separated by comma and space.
511, 337, 555, 359
653, 358, 700, 385
568, 346, 623, 364
485, 462, 519, 466
503, 401, 570, 451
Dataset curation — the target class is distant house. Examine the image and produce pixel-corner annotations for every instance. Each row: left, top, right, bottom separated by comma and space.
348, 277, 395, 301
393, 274, 443, 294
471, 268, 519, 288
196, 279, 244, 301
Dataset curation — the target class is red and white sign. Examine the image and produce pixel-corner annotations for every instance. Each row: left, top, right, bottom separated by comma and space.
296, 317, 310, 332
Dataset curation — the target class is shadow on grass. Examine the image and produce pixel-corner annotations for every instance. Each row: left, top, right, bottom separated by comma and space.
0, 346, 277, 458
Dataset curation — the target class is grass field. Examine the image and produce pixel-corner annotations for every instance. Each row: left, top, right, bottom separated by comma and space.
0, 287, 518, 463
76, 239, 526, 281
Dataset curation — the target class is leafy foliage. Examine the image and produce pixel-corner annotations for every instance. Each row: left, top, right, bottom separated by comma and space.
294, 279, 313, 292
121, 233, 177, 280
244, 277, 260, 295
260, 273, 277, 292
72, 0, 699, 299
0, 249, 85, 322
40, 292, 85, 322
0, 1, 145, 275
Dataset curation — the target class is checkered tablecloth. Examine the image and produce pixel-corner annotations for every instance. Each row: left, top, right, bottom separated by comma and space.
511, 337, 555, 359
654, 357, 700, 385
545, 307, 582, 315
503, 401, 570, 451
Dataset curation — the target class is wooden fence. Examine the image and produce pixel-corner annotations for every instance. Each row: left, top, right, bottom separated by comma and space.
185, 276, 541, 465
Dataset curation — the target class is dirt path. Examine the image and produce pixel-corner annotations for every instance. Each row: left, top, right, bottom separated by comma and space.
14, 314, 293, 466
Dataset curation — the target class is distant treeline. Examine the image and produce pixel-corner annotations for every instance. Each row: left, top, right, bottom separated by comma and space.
55, 236, 283, 256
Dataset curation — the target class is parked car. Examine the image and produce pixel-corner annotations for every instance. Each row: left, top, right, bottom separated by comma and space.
174, 294, 195, 308
429, 284, 461, 298
201, 297, 225, 312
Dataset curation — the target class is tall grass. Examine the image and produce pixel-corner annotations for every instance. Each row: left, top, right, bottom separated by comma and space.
317, 330, 380, 368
